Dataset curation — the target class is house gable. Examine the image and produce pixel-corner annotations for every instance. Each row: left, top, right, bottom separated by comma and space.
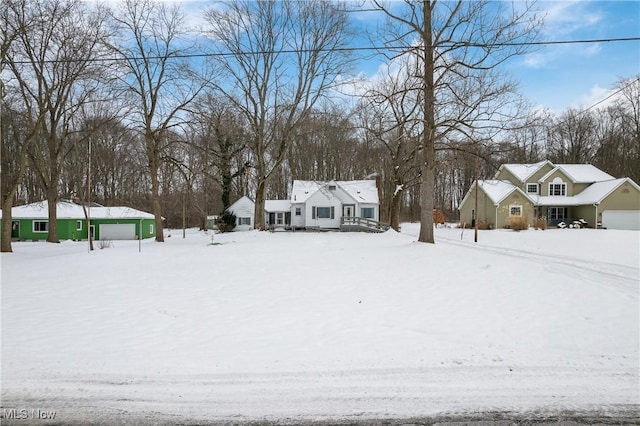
227, 196, 255, 230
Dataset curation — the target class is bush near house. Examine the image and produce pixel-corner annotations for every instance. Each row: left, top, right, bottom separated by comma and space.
533, 216, 547, 230
508, 216, 529, 231
216, 211, 237, 233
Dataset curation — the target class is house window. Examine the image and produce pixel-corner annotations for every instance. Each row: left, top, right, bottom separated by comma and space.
361, 207, 374, 219
509, 205, 523, 216
149, 224, 154, 234
239, 217, 251, 225
76, 220, 83, 231
316, 207, 332, 219
328, 185, 336, 190
526, 183, 538, 194
295, 207, 301, 216
33, 221, 48, 232
549, 207, 565, 221
549, 183, 566, 196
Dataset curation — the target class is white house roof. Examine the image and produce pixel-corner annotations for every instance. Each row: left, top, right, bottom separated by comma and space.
337, 180, 379, 203
291, 181, 323, 203
539, 164, 614, 183
497, 160, 551, 182
264, 200, 291, 212
290, 180, 379, 204
532, 178, 638, 206
477, 180, 525, 204
0, 200, 155, 220
227, 195, 255, 211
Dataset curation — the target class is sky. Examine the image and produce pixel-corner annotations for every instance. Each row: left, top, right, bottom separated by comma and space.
345, 0, 640, 113
99, 0, 639, 114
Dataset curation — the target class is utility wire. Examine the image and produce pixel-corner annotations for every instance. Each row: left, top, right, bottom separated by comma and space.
3, 36, 639, 65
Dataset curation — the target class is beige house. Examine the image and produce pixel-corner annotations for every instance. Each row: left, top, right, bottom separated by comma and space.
458, 161, 640, 230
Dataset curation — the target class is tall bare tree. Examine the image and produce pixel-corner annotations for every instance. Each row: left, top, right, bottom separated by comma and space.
3, 0, 110, 245
203, 0, 354, 230
108, 0, 210, 242
372, 0, 542, 243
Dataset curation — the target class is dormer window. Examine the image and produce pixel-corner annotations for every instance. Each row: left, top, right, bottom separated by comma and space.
526, 183, 538, 194
549, 178, 566, 196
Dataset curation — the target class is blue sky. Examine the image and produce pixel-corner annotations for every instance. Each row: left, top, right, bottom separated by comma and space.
174, 0, 639, 113
345, 0, 640, 113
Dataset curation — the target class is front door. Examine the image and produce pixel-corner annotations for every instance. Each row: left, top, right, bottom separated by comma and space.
11, 221, 19, 238
343, 205, 355, 218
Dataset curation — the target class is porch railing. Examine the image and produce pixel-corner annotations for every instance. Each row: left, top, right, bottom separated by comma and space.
340, 216, 390, 233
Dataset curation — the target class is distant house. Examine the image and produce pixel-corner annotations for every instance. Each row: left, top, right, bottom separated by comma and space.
227, 196, 255, 231
458, 161, 640, 230
0, 200, 157, 241
264, 200, 292, 230
288, 180, 382, 231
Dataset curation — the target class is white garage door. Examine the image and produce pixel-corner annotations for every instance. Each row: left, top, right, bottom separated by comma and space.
99, 223, 136, 240
602, 210, 640, 230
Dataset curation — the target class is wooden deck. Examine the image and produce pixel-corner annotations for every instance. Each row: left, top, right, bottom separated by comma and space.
340, 217, 390, 233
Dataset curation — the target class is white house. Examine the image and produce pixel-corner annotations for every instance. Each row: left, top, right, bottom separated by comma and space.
264, 200, 292, 230
227, 196, 255, 231
288, 180, 380, 230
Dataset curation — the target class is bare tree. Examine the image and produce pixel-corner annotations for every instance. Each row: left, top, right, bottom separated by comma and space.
108, 0, 211, 242
3, 0, 110, 245
371, 0, 542, 243
546, 108, 598, 164
203, 0, 354, 230
362, 57, 423, 231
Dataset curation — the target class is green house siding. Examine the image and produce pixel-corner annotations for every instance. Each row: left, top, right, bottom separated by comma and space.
1, 217, 156, 241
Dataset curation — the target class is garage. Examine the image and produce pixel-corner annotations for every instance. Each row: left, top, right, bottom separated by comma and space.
99, 223, 136, 240
602, 210, 640, 230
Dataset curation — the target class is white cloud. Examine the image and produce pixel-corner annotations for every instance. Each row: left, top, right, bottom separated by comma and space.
572, 84, 618, 110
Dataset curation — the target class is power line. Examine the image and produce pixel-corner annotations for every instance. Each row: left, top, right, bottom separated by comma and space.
3, 36, 639, 65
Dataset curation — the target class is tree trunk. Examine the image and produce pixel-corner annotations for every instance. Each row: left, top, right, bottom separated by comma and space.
389, 187, 403, 232
46, 182, 59, 243
254, 178, 266, 230
150, 159, 164, 242
1, 197, 14, 252
418, 0, 435, 244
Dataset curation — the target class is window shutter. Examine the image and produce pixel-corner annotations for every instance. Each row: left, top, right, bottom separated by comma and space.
312, 207, 316, 219
331, 206, 335, 219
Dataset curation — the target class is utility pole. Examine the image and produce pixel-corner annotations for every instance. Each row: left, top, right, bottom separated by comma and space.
474, 155, 478, 243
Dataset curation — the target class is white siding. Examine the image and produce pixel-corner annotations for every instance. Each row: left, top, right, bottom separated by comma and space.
228, 196, 255, 231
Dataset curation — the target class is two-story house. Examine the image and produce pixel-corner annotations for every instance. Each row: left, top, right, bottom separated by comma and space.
458, 161, 640, 230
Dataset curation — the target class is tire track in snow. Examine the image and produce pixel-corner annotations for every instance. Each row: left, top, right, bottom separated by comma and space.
426, 233, 639, 300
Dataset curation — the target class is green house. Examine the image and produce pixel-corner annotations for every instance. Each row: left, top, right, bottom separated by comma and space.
0, 200, 157, 241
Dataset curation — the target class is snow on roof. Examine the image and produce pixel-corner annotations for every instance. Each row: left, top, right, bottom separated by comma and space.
264, 200, 292, 212
548, 164, 615, 183
290, 180, 379, 204
499, 161, 550, 182
537, 178, 635, 206
0, 200, 154, 220
337, 180, 379, 204
477, 180, 522, 204
290, 180, 322, 203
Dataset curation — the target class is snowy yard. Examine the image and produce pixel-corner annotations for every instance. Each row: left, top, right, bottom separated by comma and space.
1, 224, 638, 424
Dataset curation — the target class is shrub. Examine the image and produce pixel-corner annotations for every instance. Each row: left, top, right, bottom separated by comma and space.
216, 211, 237, 233
533, 216, 547, 230
509, 216, 529, 231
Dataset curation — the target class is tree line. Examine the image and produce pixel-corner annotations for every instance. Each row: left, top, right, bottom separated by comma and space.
1, 0, 638, 251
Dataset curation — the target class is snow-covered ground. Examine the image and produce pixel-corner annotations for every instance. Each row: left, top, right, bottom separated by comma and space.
1, 224, 638, 424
